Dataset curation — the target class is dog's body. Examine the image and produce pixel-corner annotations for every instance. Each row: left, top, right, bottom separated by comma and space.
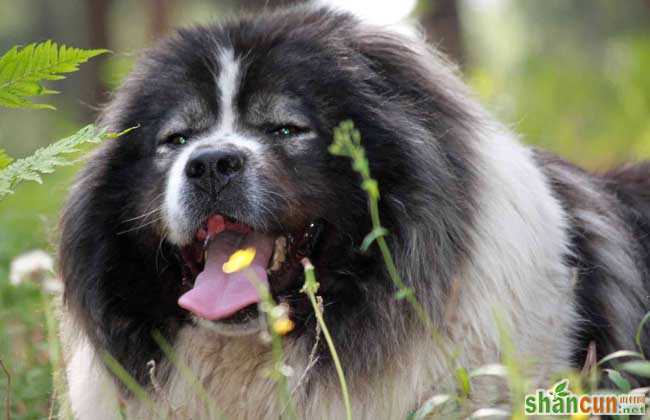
59, 6, 650, 419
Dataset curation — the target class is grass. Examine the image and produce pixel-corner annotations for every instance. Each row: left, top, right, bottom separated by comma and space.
300, 259, 352, 420
245, 270, 298, 420
151, 330, 223, 419
329, 121, 432, 330
0, 166, 76, 419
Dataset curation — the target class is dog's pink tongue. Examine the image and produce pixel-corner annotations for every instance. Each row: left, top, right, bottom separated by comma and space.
178, 232, 274, 320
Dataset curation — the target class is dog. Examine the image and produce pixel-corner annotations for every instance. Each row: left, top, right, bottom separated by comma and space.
58, 5, 650, 419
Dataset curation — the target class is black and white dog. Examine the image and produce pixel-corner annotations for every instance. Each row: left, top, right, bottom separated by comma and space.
58, 5, 650, 419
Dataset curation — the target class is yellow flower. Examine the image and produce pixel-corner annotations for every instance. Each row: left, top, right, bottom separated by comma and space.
273, 317, 295, 336
222, 247, 256, 273
570, 413, 589, 420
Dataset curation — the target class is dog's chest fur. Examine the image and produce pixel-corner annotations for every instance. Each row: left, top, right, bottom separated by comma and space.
65, 325, 450, 420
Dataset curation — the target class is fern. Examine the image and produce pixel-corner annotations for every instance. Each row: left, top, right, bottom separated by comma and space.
0, 125, 107, 197
0, 41, 108, 109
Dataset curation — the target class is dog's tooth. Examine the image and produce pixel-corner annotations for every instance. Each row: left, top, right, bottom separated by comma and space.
269, 236, 287, 272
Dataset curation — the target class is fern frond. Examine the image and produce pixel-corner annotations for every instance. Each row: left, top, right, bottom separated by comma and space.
0, 149, 12, 170
0, 125, 107, 197
0, 41, 109, 109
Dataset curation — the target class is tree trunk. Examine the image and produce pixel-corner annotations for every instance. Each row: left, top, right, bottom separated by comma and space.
417, 0, 464, 67
147, 0, 174, 41
232, 0, 306, 13
84, 0, 112, 117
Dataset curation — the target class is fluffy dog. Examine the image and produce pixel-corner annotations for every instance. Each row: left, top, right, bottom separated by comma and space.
59, 5, 650, 419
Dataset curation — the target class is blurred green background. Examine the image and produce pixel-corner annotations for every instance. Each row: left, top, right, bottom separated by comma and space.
1, 0, 650, 417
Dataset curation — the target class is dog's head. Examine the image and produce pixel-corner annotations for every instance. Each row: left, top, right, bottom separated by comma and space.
60, 6, 478, 383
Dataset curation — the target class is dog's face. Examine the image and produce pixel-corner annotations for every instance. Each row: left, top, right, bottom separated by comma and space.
60, 6, 477, 382
139, 41, 370, 332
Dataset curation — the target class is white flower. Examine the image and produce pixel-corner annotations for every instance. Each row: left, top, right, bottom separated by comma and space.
9, 249, 60, 293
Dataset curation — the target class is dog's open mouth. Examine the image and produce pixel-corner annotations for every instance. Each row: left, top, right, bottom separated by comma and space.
177, 214, 323, 328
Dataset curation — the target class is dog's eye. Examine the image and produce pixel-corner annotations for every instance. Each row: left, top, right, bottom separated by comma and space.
165, 134, 188, 146
268, 125, 308, 138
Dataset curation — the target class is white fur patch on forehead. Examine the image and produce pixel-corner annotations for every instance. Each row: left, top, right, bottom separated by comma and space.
216, 48, 241, 132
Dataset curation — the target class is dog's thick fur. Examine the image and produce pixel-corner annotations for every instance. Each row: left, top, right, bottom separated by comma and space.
59, 6, 650, 419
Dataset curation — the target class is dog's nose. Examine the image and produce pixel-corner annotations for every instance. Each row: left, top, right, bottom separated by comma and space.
185, 147, 246, 191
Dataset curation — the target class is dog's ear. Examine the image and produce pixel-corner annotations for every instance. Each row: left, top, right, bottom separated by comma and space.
58, 142, 183, 386
59, 145, 115, 334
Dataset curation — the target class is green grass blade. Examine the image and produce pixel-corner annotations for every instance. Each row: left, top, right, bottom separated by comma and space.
151, 330, 224, 420
597, 350, 643, 366
635, 311, 650, 357
0, 357, 11, 420
244, 270, 297, 420
101, 352, 162, 418
620, 360, 650, 378
604, 369, 631, 392
301, 259, 353, 420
